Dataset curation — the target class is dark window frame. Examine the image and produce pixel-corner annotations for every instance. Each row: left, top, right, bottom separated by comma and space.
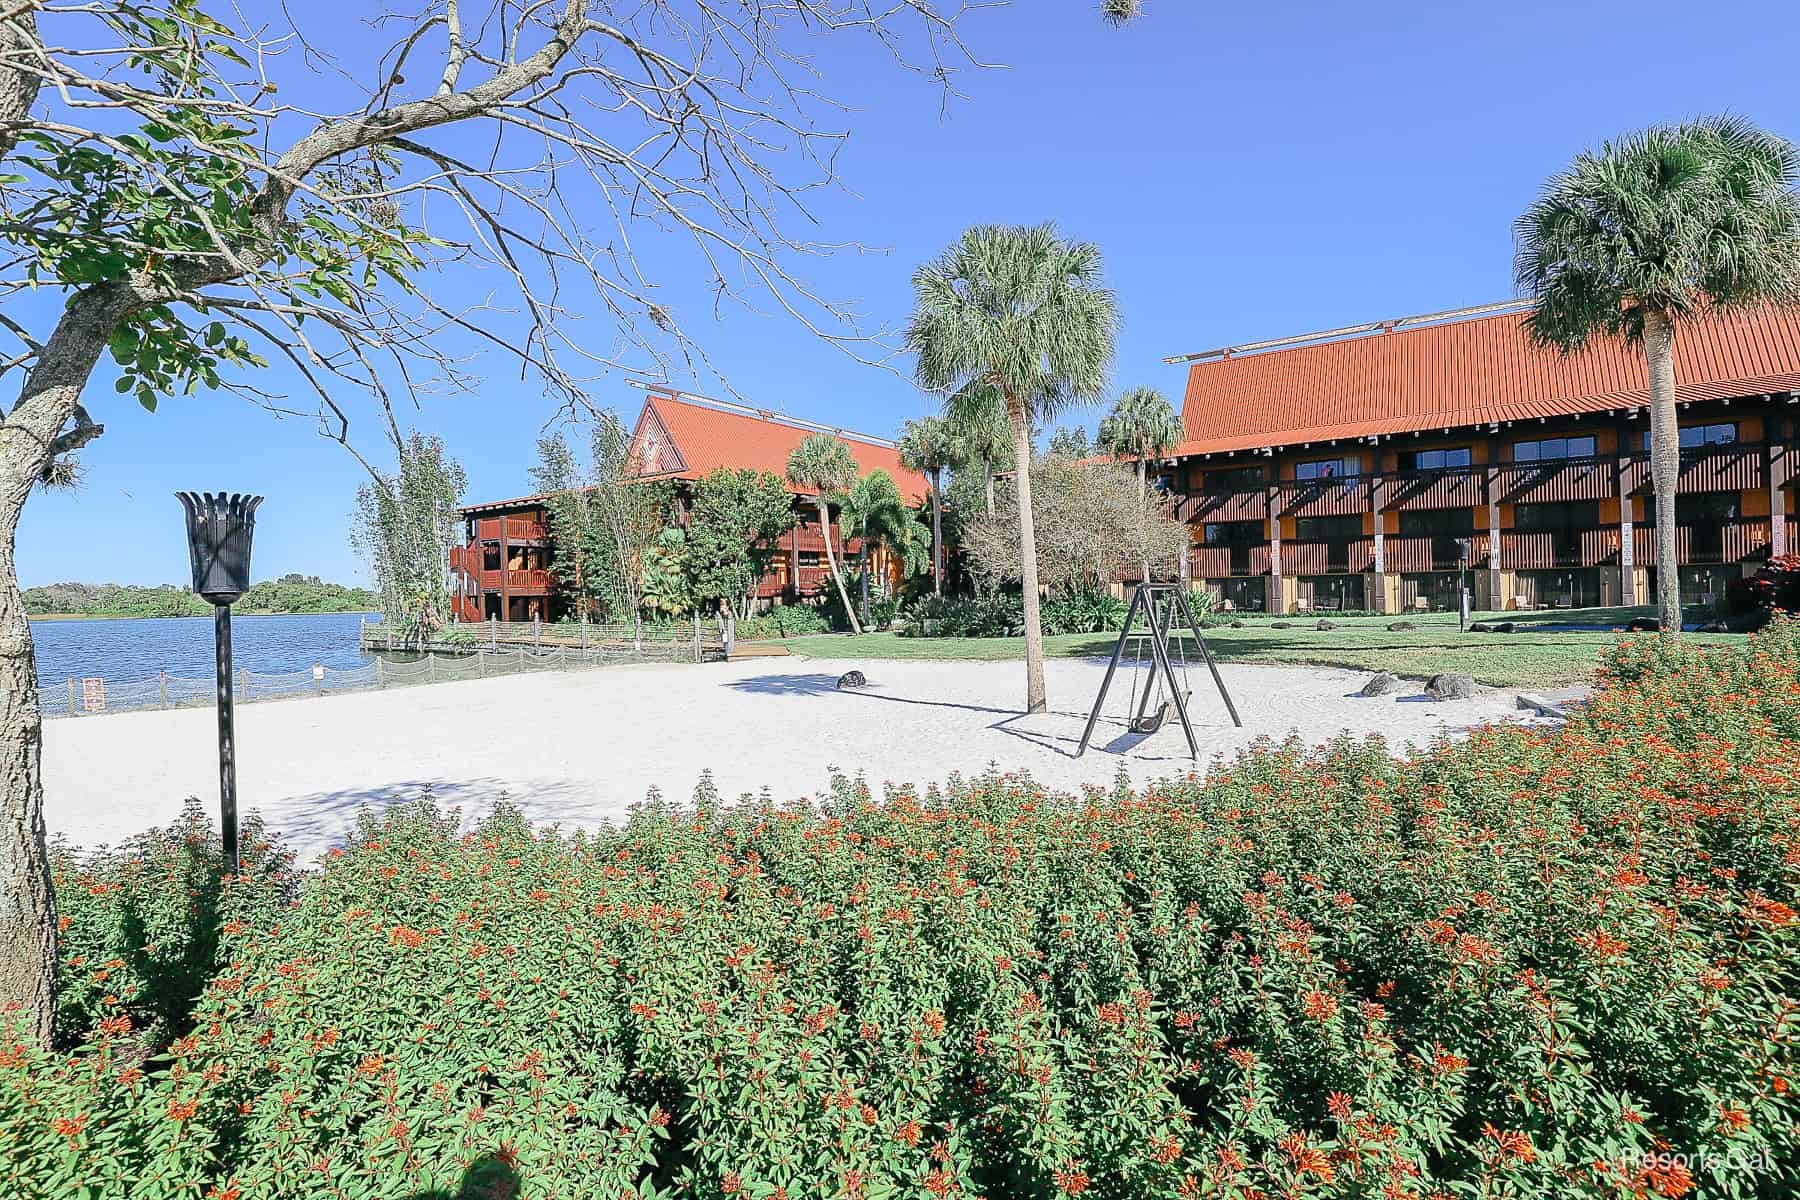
1512, 435, 1597, 463
1293, 457, 1360, 482
1399, 446, 1473, 472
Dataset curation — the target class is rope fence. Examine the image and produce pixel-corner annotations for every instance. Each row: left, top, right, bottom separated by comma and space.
46, 638, 710, 720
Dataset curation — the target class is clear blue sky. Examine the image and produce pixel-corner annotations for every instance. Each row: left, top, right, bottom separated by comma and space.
17, 0, 1800, 588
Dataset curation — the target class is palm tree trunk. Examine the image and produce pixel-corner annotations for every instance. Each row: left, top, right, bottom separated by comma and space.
818, 498, 862, 635
858, 540, 870, 627
930, 468, 943, 595
1643, 308, 1682, 637
1008, 396, 1047, 713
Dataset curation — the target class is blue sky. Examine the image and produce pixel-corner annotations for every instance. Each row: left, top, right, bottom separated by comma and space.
17, 0, 1800, 588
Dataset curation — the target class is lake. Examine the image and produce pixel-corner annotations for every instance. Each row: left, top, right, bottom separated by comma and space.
30, 612, 380, 692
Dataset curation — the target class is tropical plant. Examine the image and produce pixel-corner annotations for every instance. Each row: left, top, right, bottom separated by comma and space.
1515, 115, 1800, 635
944, 379, 1013, 516
897, 416, 955, 594
530, 432, 612, 621
684, 468, 797, 620
908, 224, 1119, 712
639, 528, 694, 618
1045, 425, 1093, 460
1098, 385, 1183, 579
837, 470, 918, 627
786, 433, 864, 635
350, 433, 467, 644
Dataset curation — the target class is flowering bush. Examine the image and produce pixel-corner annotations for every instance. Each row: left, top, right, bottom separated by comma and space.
1726, 554, 1800, 620
4, 620, 1798, 1199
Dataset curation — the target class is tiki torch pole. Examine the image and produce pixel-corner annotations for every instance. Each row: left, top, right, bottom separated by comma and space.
178, 492, 263, 877
213, 603, 238, 873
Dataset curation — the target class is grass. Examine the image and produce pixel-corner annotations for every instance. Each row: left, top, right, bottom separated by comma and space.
778, 606, 1747, 689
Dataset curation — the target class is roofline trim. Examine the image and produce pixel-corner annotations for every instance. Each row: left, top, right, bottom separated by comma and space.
1161, 298, 1536, 365
627, 379, 899, 448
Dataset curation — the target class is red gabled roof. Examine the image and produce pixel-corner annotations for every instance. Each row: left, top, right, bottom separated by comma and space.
631, 391, 928, 503
1174, 305, 1800, 457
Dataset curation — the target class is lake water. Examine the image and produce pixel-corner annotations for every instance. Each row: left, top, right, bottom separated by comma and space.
30, 612, 380, 691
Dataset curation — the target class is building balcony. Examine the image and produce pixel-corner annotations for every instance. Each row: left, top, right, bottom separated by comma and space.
1383, 535, 1480, 573
1184, 489, 1268, 523
474, 567, 554, 593
1622, 445, 1769, 495
1189, 544, 1271, 579
1501, 529, 1619, 570
1273, 478, 1365, 519
1492, 457, 1614, 505
1379, 467, 1485, 511
473, 515, 549, 542
1631, 519, 1771, 566
1281, 537, 1374, 575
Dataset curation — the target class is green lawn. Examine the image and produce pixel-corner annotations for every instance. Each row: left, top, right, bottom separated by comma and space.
776, 607, 1744, 689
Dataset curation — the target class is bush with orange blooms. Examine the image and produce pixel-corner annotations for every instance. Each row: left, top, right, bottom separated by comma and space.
3, 618, 1797, 1199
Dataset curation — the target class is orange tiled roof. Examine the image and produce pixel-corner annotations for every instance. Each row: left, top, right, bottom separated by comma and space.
632, 391, 928, 503
1174, 305, 1800, 457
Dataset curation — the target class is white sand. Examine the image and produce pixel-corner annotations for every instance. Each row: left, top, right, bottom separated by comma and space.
41, 657, 1544, 861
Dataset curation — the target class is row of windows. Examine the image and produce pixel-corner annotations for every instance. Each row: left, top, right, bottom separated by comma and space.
1205, 493, 1744, 545
1197, 421, 1744, 492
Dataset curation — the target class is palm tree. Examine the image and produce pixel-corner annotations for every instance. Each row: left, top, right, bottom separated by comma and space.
1097, 386, 1184, 580
945, 380, 1012, 515
787, 432, 864, 635
908, 223, 1118, 713
1516, 116, 1800, 634
897, 416, 955, 594
839, 469, 914, 626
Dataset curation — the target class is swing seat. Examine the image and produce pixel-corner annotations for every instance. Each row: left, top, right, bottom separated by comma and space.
1130, 703, 1169, 735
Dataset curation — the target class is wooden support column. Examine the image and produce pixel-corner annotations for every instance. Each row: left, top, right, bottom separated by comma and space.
1484, 440, 1503, 609
1369, 472, 1387, 614
1771, 417, 1790, 559
499, 522, 512, 623
789, 521, 802, 599
1615, 413, 1637, 605
1265, 481, 1283, 614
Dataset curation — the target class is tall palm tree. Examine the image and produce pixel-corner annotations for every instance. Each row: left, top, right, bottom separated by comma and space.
908, 223, 1118, 713
1516, 115, 1800, 634
1097, 385, 1184, 580
787, 433, 864, 635
839, 469, 914, 626
945, 380, 1012, 516
897, 416, 955, 594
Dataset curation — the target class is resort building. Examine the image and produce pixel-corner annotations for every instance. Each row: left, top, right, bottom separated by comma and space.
1164, 301, 1798, 613
451, 388, 926, 622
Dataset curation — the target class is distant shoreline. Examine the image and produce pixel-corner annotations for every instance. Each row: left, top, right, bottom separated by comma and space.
30, 611, 381, 622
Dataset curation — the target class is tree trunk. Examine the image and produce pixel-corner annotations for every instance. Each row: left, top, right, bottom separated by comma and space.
818, 498, 862, 635
1008, 396, 1046, 713
930, 468, 943, 595
983, 457, 995, 516
1642, 308, 1682, 637
0, 489, 54, 1044
858, 541, 870, 627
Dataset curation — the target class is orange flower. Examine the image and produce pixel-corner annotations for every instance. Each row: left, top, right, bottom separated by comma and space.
1054, 1163, 1090, 1196
1717, 1103, 1750, 1133
1302, 990, 1339, 1021
1482, 1124, 1535, 1162
167, 1097, 198, 1122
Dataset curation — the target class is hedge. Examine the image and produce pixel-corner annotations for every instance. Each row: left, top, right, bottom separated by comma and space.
4, 619, 1798, 1199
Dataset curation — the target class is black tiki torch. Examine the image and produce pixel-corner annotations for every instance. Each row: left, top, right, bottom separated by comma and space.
177, 492, 262, 875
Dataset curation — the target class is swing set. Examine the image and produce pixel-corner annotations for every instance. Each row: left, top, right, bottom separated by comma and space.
1076, 582, 1242, 759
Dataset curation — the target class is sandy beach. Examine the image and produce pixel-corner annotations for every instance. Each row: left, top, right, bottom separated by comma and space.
42, 656, 1547, 861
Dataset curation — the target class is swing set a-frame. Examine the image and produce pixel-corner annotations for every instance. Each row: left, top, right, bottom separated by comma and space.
1075, 581, 1242, 759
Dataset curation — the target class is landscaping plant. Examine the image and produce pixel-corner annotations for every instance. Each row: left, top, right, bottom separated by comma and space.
4, 620, 1797, 1198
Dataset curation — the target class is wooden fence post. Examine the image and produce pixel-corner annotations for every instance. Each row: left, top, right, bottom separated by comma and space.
313, 663, 324, 696
428, 653, 437, 683
533, 616, 541, 648
489, 617, 497, 649
693, 614, 702, 663
239, 666, 249, 702
376, 657, 386, 689
160, 671, 169, 709
67, 678, 77, 716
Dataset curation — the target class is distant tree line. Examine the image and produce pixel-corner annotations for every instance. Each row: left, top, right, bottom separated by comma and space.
23, 576, 377, 618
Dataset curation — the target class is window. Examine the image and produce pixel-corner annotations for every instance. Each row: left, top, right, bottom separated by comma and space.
1294, 457, 1359, 481
1202, 465, 1266, 494
1204, 520, 1263, 546
1644, 494, 1740, 525
1295, 515, 1363, 541
482, 544, 502, 571
798, 550, 822, 568
1397, 508, 1475, 537
1513, 501, 1600, 532
1639, 422, 1737, 451
1399, 446, 1472, 471
1512, 436, 1596, 463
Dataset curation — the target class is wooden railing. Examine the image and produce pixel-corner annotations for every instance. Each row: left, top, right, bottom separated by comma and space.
1188, 544, 1269, 579
1622, 445, 1769, 495
1186, 489, 1268, 523
1500, 529, 1619, 570
1631, 519, 1771, 566
1380, 468, 1484, 510
1281, 538, 1373, 575
1493, 457, 1614, 505
1274, 479, 1365, 518
1382, 535, 1477, 573
473, 515, 550, 542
